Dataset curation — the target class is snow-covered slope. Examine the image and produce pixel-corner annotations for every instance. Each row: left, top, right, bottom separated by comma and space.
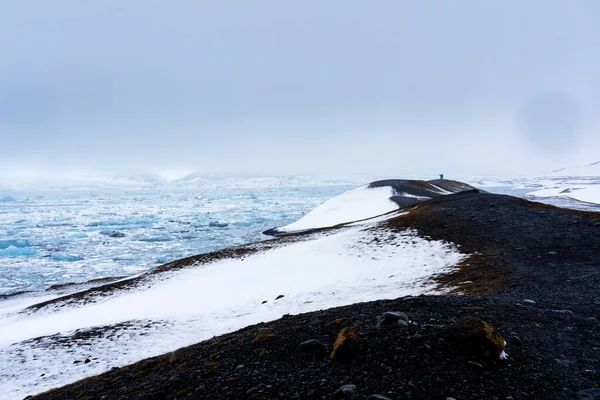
265, 179, 476, 235
528, 185, 600, 205
0, 216, 465, 399
526, 160, 600, 205
546, 160, 600, 177
269, 185, 398, 233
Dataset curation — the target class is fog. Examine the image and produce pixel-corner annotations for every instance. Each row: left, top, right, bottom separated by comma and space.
1, 1, 599, 180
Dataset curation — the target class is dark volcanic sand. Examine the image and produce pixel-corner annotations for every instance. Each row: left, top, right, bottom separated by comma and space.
31, 192, 600, 400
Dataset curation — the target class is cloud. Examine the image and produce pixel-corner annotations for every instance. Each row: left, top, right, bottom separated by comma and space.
1, 1, 599, 178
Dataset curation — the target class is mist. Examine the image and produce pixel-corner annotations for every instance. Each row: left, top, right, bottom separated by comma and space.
1, 1, 599, 181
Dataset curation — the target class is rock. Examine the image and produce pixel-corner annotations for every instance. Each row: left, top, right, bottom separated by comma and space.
331, 324, 360, 362
522, 299, 536, 305
334, 384, 357, 398
246, 386, 259, 395
261, 300, 267, 304
577, 388, 600, 399
409, 334, 424, 341
509, 336, 522, 346
275, 294, 284, 300
297, 339, 326, 354
555, 358, 577, 366
376, 311, 410, 328
447, 397, 457, 400
468, 360, 483, 368
100, 231, 126, 238
397, 319, 409, 327
551, 309, 575, 316
367, 395, 392, 400
236, 364, 244, 370
546, 251, 557, 255
169, 346, 193, 363
84, 358, 91, 364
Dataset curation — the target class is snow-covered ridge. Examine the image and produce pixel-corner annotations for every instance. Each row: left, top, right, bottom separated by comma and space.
264, 179, 476, 236
0, 214, 466, 399
548, 160, 600, 176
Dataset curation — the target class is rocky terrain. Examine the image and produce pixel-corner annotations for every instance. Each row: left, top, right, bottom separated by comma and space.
29, 191, 600, 399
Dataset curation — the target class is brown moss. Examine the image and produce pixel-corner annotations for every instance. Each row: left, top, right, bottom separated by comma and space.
203, 361, 220, 368
253, 329, 277, 342
330, 323, 360, 362
329, 317, 348, 325
254, 348, 268, 356
446, 316, 506, 360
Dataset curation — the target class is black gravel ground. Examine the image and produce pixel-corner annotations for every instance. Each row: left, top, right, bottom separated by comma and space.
30, 191, 600, 400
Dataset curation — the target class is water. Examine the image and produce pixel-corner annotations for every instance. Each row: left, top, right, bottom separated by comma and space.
0, 186, 352, 295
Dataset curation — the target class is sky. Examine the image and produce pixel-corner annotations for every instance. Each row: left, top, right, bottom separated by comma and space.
1, 1, 599, 180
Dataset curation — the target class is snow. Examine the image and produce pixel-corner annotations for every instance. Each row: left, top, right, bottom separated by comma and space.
0, 219, 466, 399
528, 184, 600, 205
276, 185, 399, 232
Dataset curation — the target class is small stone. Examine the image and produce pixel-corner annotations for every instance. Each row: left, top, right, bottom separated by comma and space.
297, 339, 326, 354
522, 299, 536, 305
409, 334, 423, 341
509, 336, 522, 346
555, 358, 577, 366
376, 311, 410, 328
169, 347, 193, 363
467, 360, 483, 368
551, 309, 575, 316
489, 203, 496, 207
546, 251, 557, 255
397, 319, 409, 327
506, 397, 514, 400
275, 294, 284, 300
447, 397, 457, 400
247, 386, 259, 395
236, 364, 244, 370
84, 358, 91, 364
261, 300, 267, 304
367, 395, 392, 400
576, 388, 600, 399
335, 384, 357, 397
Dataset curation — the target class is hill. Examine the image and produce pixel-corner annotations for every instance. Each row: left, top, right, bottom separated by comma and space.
28, 190, 600, 400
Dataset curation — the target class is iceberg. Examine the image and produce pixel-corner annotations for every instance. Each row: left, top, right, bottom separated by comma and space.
0, 246, 36, 257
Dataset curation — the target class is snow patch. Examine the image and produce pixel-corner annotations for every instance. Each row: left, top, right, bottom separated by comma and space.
276, 185, 398, 232
0, 224, 465, 399
528, 184, 600, 205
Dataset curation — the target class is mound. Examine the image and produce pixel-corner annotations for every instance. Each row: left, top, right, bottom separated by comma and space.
264, 179, 476, 236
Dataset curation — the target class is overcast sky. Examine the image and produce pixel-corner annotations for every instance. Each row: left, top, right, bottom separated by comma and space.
1, 1, 599, 179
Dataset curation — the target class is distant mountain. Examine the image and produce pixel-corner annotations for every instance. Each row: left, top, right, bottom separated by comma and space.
548, 160, 600, 176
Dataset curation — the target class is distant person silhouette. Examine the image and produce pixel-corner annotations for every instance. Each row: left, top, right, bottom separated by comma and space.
439, 174, 444, 180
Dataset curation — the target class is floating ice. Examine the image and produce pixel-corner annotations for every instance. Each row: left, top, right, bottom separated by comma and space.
0, 246, 36, 257
51, 254, 84, 262
0, 240, 31, 250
